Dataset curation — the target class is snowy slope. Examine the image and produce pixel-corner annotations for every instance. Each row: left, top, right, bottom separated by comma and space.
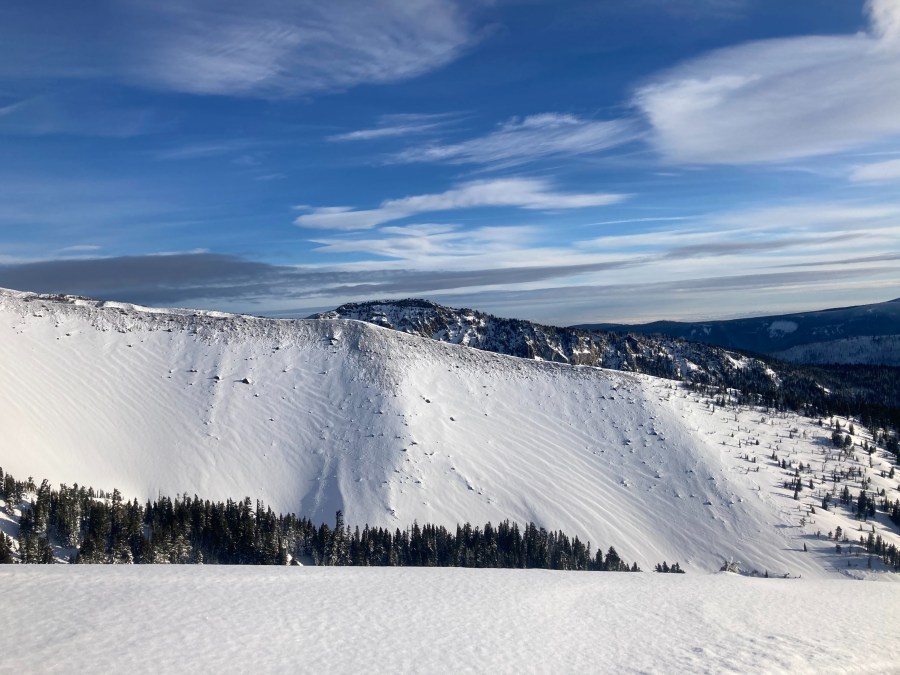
3, 566, 900, 675
1, 288, 897, 576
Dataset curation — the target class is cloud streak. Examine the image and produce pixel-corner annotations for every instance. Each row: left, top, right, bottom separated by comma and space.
634, 0, 900, 164
0, 252, 641, 307
850, 158, 900, 183
294, 177, 629, 230
2, 252, 894, 326
141, 0, 474, 97
392, 113, 639, 168
0, 0, 474, 98
328, 113, 459, 142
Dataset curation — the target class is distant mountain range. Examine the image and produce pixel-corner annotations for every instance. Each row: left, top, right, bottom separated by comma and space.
573, 298, 900, 366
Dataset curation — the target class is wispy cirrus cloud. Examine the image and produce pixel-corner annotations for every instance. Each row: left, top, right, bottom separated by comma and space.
328, 113, 459, 142
311, 223, 540, 262
0, 0, 474, 98
0, 93, 161, 138
140, 0, 474, 97
714, 203, 900, 230
578, 201, 900, 292
391, 113, 639, 168
155, 139, 266, 161
634, 0, 900, 164
294, 177, 629, 230
850, 158, 900, 183
0, 252, 641, 308
2, 247, 894, 325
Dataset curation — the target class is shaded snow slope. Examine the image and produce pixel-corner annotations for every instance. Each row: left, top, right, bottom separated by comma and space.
1, 289, 897, 576
3, 566, 900, 675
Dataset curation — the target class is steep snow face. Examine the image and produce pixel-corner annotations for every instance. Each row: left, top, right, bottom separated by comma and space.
0, 289, 896, 576
315, 299, 778, 386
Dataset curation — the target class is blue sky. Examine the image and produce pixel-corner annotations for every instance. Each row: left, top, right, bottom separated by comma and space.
1, 0, 899, 324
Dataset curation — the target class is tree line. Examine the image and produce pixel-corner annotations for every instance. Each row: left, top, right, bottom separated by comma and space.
1, 467, 653, 571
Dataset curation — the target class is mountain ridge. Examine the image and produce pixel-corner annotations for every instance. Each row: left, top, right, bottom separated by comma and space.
572, 297, 900, 365
312, 298, 781, 387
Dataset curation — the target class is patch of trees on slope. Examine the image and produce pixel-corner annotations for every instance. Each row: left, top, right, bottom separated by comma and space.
0, 467, 657, 572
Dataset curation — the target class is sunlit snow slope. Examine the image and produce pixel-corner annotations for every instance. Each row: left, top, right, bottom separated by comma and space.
1, 289, 894, 576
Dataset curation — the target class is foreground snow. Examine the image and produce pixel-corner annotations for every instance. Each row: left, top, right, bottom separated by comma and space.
1, 566, 898, 674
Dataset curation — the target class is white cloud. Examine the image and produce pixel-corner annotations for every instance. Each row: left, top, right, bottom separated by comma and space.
0, 94, 159, 138
143, 0, 475, 97
634, 0, 900, 164
850, 158, 900, 183
59, 245, 103, 253
0, 101, 26, 117
393, 113, 638, 167
580, 202, 900, 268
294, 178, 628, 230
714, 203, 900, 230
156, 140, 262, 160
328, 113, 458, 142
312, 223, 539, 261
1, 0, 473, 98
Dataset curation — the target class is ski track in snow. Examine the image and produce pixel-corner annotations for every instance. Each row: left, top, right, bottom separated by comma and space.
1, 289, 899, 577
2, 566, 900, 675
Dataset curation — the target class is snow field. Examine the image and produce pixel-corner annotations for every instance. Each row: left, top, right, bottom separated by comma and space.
1, 566, 899, 675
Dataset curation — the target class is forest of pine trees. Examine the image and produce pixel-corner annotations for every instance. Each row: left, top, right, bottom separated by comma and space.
0, 467, 646, 571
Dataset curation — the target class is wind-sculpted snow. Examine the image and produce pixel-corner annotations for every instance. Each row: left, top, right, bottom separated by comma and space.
2, 288, 898, 576
3, 566, 900, 674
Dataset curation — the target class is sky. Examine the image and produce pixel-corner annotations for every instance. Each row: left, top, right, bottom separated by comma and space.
1, 0, 899, 324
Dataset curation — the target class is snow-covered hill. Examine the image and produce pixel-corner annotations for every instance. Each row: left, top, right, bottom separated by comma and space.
1, 288, 898, 576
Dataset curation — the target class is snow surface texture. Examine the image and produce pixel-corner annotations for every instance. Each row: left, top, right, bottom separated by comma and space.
1, 289, 897, 576
2, 566, 899, 675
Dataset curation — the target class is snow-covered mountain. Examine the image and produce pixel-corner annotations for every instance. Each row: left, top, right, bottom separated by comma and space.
312, 299, 779, 385
2, 288, 898, 576
575, 297, 900, 365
